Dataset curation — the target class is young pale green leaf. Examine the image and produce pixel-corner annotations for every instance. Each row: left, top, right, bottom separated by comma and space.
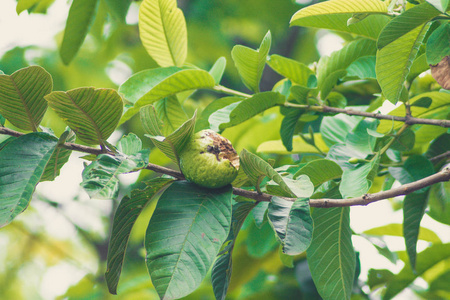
294, 159, 343, 186
209, 56, 227, 84
340, 153, 380, 198
141, 106, 196, 164
60, 0, 99, 65
212, 201, 256, 300
240, 148, 295, 197
40, 130, 75, 182
231, 31, 271, 93
81, 152, 149, 200
210, 92, 285, 131
117, 133, 143, 156
376, 24, 430, 104
377, 91, 450, 132
426, 0, 449, 12
290, 0, 389, 40
45, 87, 123, 145
105, 178, 173, 294
0, 66, 52, 131
0, 133, 58, 228
403, 192, 429, 272
122, 69, 215, 123
317, 39, 376, 98
307, 207, 355, 300
153, 96, 188, 136
139, 0, 187, 67
196, 97, 242, 131
377, 3, 440, 50
267, 54, 314, 86
384, 243, 450, 300
426, 23, 450, 65
268, 197, 313, 255
145, 181, 233, 300
256, 134, 329, 155
363, 223, 442, 243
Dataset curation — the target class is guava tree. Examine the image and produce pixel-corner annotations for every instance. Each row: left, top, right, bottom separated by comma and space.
0, 0, 449, 299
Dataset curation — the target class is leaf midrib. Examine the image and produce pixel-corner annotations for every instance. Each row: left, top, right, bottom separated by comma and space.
10, 76, 37, 132
159, 0, 177, 66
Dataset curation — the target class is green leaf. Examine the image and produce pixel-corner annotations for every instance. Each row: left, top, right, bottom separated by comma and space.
81, 151, 149, 200
231, 30, 271, 92
0, 133, 58, 228
376, 23, 431, 104
320, 113, 362, 147
389, 155, 434, 190
104, 0, 131, 22
267, 197, 313, 255
117, 133, 143, 156
294, 159, 343, 187
141, 106, 196, 164
209, 57, 227, 84
145, 181, 233, 300
153, 96, 188, 136
40, 129, 75, 182
268, 175, 314, 199
121, 69, 215, 123
60, 0, 99, 65
317, 39, 377, 98
363, 223, 442, 243
307, 207, 355, 300
0, 66, 52, 131
346, 56, 376, 79
246, 219, 279, 258
340, 153, 380, 198
105, 178, 173, 294
279, 107, 303, 151
403, 192, 429, 271
384, 243, 450, 300
240, 148, 295, 197
427, 175, 450, 225
390, 128, 415, 152
290, 0, 389, 40
256, 134, 329, 155
377, 3, 440, 50
139, 0, 187, 67
210, 92, 285, 131
426, 0, 450, 12
212, 201, 256, 300
345, 119, 379, 155
407, 53, 430, 82
196, 97, 242, 131
267, 54, 314, 86
426, 23, 450, 65
252, 201, 269, 228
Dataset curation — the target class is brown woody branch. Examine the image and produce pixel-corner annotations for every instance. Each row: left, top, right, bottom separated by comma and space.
1, 126, 449, 208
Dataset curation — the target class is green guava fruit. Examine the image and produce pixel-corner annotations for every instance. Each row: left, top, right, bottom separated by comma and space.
179, 130, 239, 189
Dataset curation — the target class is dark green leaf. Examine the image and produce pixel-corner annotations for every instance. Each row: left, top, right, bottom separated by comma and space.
389, 155, 434, 192
40, 130, 75, 182
145, 181, 233, 300
280, 107, 303, 151
325, 92, 347, 109
246, 218, 278, 258
267, 197, 313, 255
426, 22, 450, 65
390, 128, 415, 152
0, 66, 52, 131
367, 269, 394, 290
105, 178, 173, 294
0, 133, 58, 227
104, 0, 131, 22
252, 201, 269, 228
427, 174, 450, 225
60, 0, 100, 64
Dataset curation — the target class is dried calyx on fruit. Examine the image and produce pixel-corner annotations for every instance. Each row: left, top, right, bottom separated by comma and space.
179, 130, 239, 189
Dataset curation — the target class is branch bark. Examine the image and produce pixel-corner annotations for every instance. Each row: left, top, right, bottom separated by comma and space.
1, 127, 449, 208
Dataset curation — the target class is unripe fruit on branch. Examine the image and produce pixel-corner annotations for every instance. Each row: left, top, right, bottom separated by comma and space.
179, 130, 239, 189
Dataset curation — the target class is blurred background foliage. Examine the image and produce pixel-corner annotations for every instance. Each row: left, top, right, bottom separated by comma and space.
0, 0, 446, 299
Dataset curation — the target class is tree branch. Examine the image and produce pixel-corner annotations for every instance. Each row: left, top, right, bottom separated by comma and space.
2, 127, 449, 208
284, 103, 450, 128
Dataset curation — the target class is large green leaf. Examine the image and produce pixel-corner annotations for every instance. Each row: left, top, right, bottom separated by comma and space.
139, 0, 187, 67
60, 0, 99, 65
340, 153, 380, 198
294, 159, 343, 187
317, 39, 376, 98
376, 23, 430, 104
0, 66, 52, 131
231, 31, 271, 93
403, 192, 429, 272
196, 97, 242, 132
267, 54, 314, 86
426, 22, 450, 65
209, 92, 285, 131
145, 181, 233, 300
140, 106, 196, 164
212, 201, 256, 300
384, 243, 450, 300
0, 133, 58, 228
153, 96, 188, 136
363, 223, 441, 243
346, 56, 376, 79
377, 3, 441, 49
40, 129, 75, 182
240, 148, 295, 196
105, 178, 173, 294
279, 107, 303, 152
427, 178, 450, 225
256, 134, 329, 155
45, 87, 123, 145
116, 133, 144, 156
345, 119, 379, 155
307, 206, 355, 300
267, 197, 313, 255
388, 155, 434, 188
290, 0, 389, 40
81, 151, 149, 200
320, 113, 362, 147
121, 69, 215, 123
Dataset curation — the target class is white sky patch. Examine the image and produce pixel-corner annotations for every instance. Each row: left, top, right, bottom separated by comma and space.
316, 30, 345, 57
40, 263, 87, 299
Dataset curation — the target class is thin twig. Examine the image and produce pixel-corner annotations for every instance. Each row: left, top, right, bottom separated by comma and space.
430, 151, 450, 162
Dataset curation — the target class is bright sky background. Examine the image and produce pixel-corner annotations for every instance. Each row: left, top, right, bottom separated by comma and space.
0, 0, 449, 299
